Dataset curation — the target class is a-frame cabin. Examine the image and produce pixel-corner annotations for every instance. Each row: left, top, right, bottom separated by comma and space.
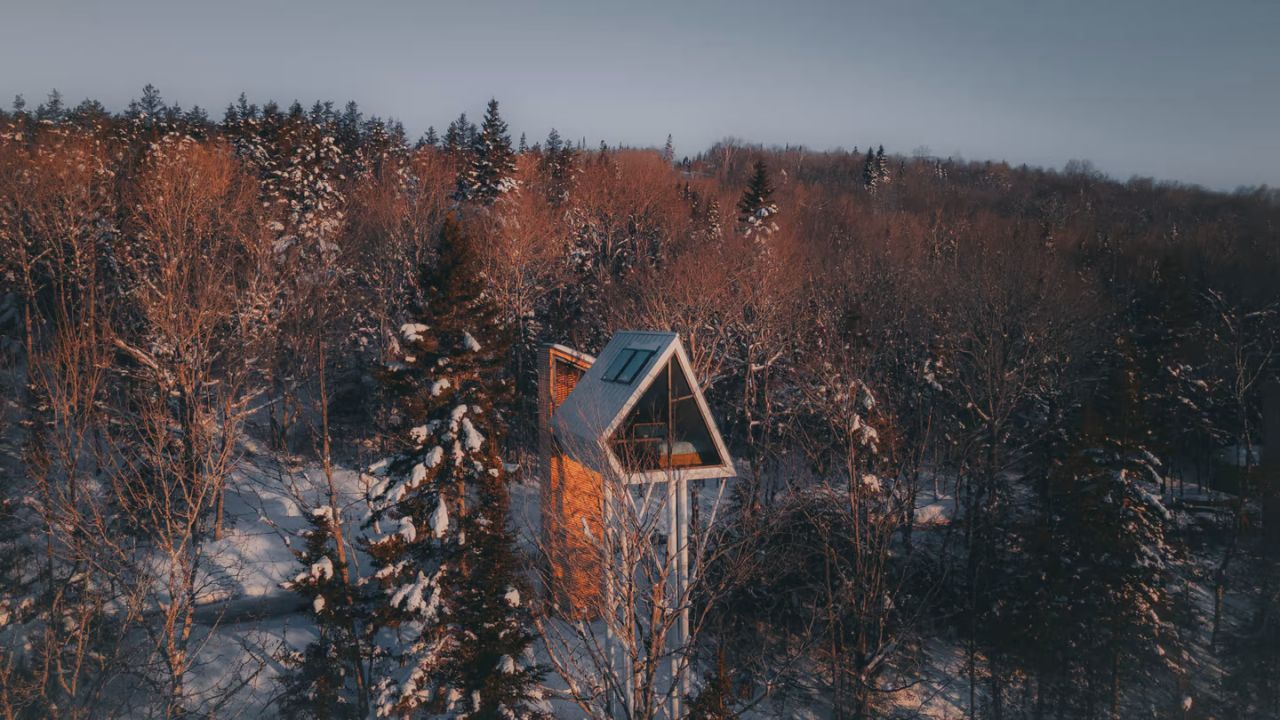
552, 331, 734, 484
538, 331, 735, 613
539, 331, 736, 717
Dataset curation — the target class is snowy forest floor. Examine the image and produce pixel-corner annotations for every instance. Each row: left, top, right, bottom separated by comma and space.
152, 426, 1252, 719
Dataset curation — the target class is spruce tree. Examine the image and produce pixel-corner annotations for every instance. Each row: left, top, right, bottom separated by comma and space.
444, 113, 471, 155
337, 100, 363, 150
663, 133, 675, 164
455, 99, 518, 205
35, 89, 65, 122
422, 125, 439, 148
539, 128, 575, 205
365, 214, 546, 718
137, 83, 164, 119
862, 146, 879, 193
279, 506, 367, 719
736, 158, 779, 239
876, 144, 891, 185
518, 132, 527, 154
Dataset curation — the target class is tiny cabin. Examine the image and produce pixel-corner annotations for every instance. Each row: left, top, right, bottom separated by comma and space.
537, 331, 735, 616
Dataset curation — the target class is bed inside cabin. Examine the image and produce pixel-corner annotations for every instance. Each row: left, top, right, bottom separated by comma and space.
609, 357, 723, 472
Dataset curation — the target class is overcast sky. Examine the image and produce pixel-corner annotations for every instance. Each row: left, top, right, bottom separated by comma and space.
4, 0, 1277, 189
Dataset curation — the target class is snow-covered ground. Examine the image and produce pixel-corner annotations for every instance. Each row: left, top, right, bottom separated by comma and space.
10, 414, 1248, 719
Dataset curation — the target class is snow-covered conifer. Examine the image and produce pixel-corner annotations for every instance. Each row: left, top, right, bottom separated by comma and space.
862, 146, 879, 193
364, 214, 546, 718
279, 506, 367, 719
736, 158, 779, 240
454, 99, 518, 205
876, 144, 891, 186
444, 112, 472, 156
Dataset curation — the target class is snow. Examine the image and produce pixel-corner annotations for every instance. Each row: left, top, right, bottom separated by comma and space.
390, 571, 437, 616
504, 586, 521, 607
399, 323, 428, 343
313, 595, 326, 613
1135, 483, 1173, 522
309, 556, 334, 581
460, 417, 485, 452
398, 516, 417, 543
429, 378, 451, 396
430, 496, 449, 539
462, 331, 481, 352
423, 445, 444, 468
410, 425, 430, 444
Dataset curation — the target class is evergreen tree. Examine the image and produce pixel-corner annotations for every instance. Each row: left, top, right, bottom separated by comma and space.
421, 125, 440, 149
365, 215, 546, 718
123, 83, 165, 123
337, 100, 363, 149
12, 93, 25, 114
444, 113, 471, 155
876, 144, 891, 185
183, 105, 210, 127
1002, 339, 1187, 716
279, 506, 368, 719
35, 89, 65, 122
663, 133, 675, 164
518, 131, 527, 154
454, 99, 518, 204
69, 99, 109, 126
736, 158, 779, 239
539, 128, 575, 206
862, 146, 878, 193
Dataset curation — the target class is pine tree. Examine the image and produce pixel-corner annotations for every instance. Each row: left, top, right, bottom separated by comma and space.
337, 100, 363, 150
365, 215, 546, 718
137, 83, 164, 120
1002, 340, 1186, 716
876, 144, 891, 186
862, 146, 879, 193
455, 99, 518, 204
736, 158, 779, 239
663, 133, 675, 164
422, 125, 439, 149
236, 91, 258, 121
279, 506, 367, 719
35, 89, 65, 122
518, 132, 527, 154
539, 128, 575, 205
444, 113, 471, 155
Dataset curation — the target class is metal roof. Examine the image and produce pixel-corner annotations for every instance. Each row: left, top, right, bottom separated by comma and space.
551, 331, 736, 483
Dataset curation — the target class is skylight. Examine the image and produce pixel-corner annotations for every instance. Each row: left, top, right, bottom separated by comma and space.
602, 348, 655, 384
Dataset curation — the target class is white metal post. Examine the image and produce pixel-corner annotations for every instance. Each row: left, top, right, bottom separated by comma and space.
677, 475, 690, 700
666, 475, 680, 719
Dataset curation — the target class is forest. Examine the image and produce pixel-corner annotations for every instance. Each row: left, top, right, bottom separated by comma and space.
1, 87, 1279, 719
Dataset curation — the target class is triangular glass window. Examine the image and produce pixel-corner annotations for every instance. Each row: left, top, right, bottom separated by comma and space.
610, 356, 724, 471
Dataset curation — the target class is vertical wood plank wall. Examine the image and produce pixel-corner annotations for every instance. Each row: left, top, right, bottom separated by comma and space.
538, 345, 604, 617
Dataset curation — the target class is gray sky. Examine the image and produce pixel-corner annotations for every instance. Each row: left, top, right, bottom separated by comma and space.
5, 0, 1278, 189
